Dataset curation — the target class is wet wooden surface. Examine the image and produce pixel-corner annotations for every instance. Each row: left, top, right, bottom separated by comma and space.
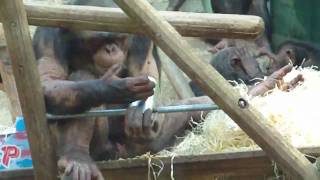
1, 147, 319, 180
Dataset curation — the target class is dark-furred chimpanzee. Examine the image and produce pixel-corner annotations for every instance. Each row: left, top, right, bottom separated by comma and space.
276, 40, 320, 68
189, 40, 287, 97
33, 0, 160, 179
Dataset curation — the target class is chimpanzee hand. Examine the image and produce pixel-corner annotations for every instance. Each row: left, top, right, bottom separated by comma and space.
249, 64, 304, 97
124, 105, 161, 143
100, 64, 156, 104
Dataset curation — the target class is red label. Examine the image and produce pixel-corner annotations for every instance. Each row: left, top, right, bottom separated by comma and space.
1, 145, 20, 168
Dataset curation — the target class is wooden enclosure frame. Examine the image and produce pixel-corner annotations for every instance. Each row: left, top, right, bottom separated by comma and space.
0, 0, 319, 179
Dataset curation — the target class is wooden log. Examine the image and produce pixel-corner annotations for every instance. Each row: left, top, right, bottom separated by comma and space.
0, 48, 23, 121
0, 24, 6, 47
0, 1, 57, 180
0, 26, 23, 121
2, 147, 320, 180
19, 3, 263, 39
159, 48, 195, 99
113, 0, 320, 179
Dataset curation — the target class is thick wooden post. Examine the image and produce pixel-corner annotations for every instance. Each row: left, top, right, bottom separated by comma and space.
113, 0, 320, 179
21, 3, 263, 39
0, 54, 23, 121
0, 1, 57, 180
159, 49, 195, 99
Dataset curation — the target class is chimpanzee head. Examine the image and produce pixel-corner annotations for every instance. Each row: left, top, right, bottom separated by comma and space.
277, 40, 320, 68
58, 29, 129, 74
210, 47, 264, 85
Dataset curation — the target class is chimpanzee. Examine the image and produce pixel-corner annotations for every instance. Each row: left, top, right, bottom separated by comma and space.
276, 40, 320, 68
190, 44, 276, 96
33, 0, 161, 179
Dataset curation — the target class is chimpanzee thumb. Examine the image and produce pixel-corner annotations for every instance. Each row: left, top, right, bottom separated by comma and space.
102, 64, 122, 80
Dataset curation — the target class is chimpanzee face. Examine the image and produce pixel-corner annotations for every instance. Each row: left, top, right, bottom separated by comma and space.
79, 31, 129, 74
229, 47, 264, 84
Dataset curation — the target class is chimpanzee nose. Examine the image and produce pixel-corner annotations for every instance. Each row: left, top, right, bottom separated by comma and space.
105, 44, 117, 54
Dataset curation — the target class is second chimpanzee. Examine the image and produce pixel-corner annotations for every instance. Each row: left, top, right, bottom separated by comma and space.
190, 43, 277, 96
276, 40, 320, 68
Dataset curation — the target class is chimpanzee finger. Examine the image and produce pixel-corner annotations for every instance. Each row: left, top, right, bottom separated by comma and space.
92, 167, 104, 180
289, 74, 304, 89
102, 64, 122, 80
79, 166, 86, 180
125, 107, 136, 136
132, 107, 143, 138
96, 172, 105, 180
65, 162, 74, 176
72, 164, 79, 180
143, 109, 154, 138
134, 91, 154, 100
143, 109, 153, 129
84, 166, 90, 180
271, 64, 293, 79
131, 76, 152, 86
131, 83, 155, 93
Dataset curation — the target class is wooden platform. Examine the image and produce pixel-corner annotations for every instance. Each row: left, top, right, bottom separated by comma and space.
1, 147, 319, 180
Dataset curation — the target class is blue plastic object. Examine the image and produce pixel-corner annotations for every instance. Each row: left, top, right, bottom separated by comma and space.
0, 116, 33, 171
15, 116, 26, 132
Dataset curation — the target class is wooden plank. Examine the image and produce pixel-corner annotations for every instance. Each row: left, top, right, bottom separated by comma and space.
2, 147, 320, 180
0, 24, 6, 47
0, 1, 57, 180
112, 0, 320, 179
0, 47, 22, 121
19, 3, 263, 39
159, 48, 195, 99
0, 26, 22, 121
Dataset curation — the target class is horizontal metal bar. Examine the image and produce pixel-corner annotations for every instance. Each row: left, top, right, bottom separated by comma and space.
46, 103, 219, 121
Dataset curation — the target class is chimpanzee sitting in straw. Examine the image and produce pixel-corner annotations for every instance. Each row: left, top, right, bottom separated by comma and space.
33, 1, 303, 180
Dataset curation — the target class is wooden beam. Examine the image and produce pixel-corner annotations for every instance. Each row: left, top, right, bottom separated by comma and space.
2, 147, 320, 180
0, 47, 23, 121
0, 1, 57, 180
159, 48, 195, 99
18, 3, 263, 39
113, 0, 320, 179
0, 26, 22, 121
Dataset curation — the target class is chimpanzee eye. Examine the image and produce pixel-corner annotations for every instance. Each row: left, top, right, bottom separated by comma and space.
286, 50, 292, 55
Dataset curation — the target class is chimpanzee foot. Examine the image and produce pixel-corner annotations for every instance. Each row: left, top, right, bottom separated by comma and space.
248, 64, 304, 97
58, 149, 104, 180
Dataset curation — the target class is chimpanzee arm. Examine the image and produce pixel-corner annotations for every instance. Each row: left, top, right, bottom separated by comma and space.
126, 36, 159, 80
38, 57, 154, 115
